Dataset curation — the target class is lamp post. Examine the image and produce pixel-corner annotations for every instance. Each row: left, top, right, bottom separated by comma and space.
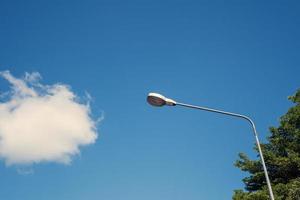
147, 92, 275, 200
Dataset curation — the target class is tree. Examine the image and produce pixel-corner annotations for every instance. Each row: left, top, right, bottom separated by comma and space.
233, 89, 300, 200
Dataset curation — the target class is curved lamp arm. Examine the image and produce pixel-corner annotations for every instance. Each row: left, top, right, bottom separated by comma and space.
175, 102, 275, 200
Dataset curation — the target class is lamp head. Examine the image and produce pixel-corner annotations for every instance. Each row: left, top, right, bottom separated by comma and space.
147, 92, 176, 107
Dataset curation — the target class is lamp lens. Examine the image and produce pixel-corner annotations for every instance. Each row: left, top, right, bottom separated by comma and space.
147, 95, 166, 106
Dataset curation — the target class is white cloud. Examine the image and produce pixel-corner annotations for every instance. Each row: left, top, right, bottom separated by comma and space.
0, 71, 98, 166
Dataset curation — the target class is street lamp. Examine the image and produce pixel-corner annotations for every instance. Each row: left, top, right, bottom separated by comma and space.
147, 92, 275, 200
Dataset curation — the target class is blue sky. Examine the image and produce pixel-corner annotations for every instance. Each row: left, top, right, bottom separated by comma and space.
0, 0, 300, 199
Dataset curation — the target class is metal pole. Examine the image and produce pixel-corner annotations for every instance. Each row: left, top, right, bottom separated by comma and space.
175, 102, 275, 200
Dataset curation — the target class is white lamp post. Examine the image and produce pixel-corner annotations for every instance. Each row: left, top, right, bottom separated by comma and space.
147, 92, 275, 200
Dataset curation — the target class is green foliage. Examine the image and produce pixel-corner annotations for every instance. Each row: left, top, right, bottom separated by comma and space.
233, 89, 300, 200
